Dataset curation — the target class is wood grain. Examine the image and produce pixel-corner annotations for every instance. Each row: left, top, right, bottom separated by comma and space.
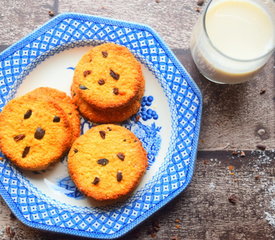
0, 151, 274, 240
0, 0, 274, 239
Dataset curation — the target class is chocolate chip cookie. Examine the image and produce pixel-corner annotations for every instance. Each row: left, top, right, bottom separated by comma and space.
68, 124, 148, 201
27, 87, 80, 144
0, 95, 72, 170
73, 43, 144, 110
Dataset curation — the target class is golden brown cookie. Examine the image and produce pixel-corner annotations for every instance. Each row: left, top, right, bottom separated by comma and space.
0, 95, 72, 171
71, 80, 144, 123
68, 124, 148, 201
73, 43, 144, 110
27, 87, 80, 143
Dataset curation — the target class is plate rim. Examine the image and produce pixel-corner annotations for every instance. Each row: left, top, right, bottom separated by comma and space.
0, 13, 203, 239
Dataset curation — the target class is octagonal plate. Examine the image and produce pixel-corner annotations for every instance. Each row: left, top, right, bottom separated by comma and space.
0, 13, 202, 239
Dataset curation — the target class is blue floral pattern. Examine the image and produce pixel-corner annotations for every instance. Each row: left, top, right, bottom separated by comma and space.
57, 177, 84, 199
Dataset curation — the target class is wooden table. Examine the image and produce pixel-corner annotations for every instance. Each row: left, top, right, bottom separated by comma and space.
0, 1, 274, 239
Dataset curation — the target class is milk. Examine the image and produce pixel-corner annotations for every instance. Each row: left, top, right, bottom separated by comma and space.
190, 0, 274, 84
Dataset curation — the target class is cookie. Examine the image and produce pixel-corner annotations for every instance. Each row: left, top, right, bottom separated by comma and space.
73, 43, 144, 110
68, 124, 148, 201
71, 79, 144, 123
27, 87, 80, 143
0, 95, 72, 170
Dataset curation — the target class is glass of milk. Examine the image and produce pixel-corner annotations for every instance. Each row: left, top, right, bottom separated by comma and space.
190, 0, 275, 84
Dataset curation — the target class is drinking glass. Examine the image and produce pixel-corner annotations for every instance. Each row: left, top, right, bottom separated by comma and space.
190, 0, 275, 84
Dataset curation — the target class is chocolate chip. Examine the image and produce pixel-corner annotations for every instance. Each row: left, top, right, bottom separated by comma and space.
260, 89, 266, 95
197, 0, 204, 6
53, 116, 60, 122
83, 70, 91, 77
135, 115, 140, 122
117, 153, 125, 161
110, 69, 120, 80
34, 127, 45, 140
48, 10, 55, 17
24, 109, 32, 119
102, 51, 108, 58
97, 158, 109, 166
228, 194, 237, 205
99, 131, 106, 139
92, 177, 100, 185
113, 88, 119, 95
123, 139, 126, 142
79, 85, 89, 90
98, 79, 105, 85
117, 171, 123, 182
256, 144, 266, 151
107, 127, 112, 131
14, 134, 25, 142
74, 149, 78, 153
22, 146, 30, 158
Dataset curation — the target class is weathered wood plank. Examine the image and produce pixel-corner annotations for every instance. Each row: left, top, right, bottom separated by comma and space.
0, 150, 274, 240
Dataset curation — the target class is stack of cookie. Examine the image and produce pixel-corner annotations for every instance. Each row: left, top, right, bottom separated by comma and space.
0, 88, 80, 171
71, 43, 145, 123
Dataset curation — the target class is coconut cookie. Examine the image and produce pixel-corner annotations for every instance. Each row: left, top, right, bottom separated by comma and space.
27, 87, 80, 144
73, 43, 144, 110
0, 95, 72, 171
68, 124, 148, 201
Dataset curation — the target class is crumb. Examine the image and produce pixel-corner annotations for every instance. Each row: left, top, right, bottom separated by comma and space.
5, 226, 15, 238
195, 7, 201, 12
147, 220, 160, 237
240, 151, 246, 157
256, 144, 266, 151
197, 0, 204, 6
231, 151, 238, 156
171, 236, 179, 240
10, 212, 16, 220
48, 11, 55, 17
175, 224, 181, 229
203, 160, 208, 165
255, 175, 260, 180
135, 115, 140, 122
260, 89, 266, 95
151, 232, 156, 238
175, 219, 181, 223
228, 194, 237, 205
156, 0, 160, 3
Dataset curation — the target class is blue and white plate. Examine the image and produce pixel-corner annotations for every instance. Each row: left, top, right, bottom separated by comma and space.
0, 13, 202, 239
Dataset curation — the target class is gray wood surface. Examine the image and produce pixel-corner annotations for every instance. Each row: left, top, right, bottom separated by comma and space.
0, 0, 274, 239
0, 151, 274, 240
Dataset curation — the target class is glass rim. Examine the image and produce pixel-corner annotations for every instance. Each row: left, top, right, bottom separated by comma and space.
202, 0, 275, 62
